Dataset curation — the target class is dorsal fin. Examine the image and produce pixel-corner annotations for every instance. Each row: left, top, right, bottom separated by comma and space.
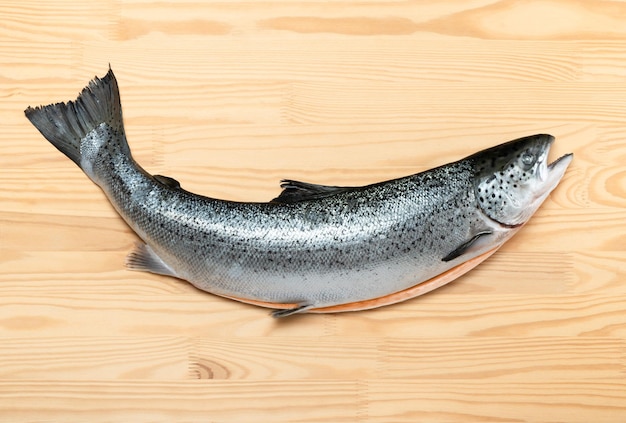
271, 179, 351, 203
153, 174, 181, 189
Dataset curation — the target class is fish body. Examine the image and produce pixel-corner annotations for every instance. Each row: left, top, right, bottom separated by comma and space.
25, 69, 573, 316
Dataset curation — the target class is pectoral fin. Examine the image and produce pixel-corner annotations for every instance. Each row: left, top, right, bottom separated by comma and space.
442, 231, 493, 262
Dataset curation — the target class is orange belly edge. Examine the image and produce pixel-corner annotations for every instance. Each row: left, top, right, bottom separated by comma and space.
220, 246, 500, 314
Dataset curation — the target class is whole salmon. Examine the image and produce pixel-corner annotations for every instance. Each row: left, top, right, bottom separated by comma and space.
25, 69, 573, 317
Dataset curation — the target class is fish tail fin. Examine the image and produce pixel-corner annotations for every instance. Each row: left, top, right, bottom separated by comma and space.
24, 68, 127, 169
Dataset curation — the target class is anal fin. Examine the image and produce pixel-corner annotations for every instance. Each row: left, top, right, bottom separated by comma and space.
125, 242, 177, 277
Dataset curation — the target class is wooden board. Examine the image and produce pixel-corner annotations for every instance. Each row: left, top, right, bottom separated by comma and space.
1, 1, 626, 421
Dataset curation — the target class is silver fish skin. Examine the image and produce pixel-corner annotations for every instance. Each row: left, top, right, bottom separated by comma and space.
25, 69, 573, 317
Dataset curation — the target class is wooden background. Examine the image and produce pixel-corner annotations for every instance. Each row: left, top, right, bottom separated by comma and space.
1, 1, 625, 421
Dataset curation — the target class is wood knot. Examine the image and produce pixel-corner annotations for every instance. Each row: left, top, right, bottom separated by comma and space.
189, 358, 230, 380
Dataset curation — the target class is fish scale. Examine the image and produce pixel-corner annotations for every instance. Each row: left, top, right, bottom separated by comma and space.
24, 69, 573, 317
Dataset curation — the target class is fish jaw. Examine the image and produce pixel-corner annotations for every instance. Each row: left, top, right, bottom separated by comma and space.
525, 144, 573, 221
543, 152, 574, 193
511, 149, 573, 225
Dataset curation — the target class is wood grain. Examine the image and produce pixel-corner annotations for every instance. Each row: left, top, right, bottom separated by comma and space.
2, 0, 626, 421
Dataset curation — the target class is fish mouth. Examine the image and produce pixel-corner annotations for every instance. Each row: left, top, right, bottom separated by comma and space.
548, 152, 574, 172
540, 136, 573, 192
544, 134, 573, 171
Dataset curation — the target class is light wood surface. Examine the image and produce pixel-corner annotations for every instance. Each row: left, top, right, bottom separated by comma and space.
1, 1, 626, 422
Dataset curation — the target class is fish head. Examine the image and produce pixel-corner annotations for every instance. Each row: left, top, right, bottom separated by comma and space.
471, 134, 573, 227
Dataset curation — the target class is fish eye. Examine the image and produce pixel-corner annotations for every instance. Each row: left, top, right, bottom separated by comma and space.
521, 151, 535, 167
